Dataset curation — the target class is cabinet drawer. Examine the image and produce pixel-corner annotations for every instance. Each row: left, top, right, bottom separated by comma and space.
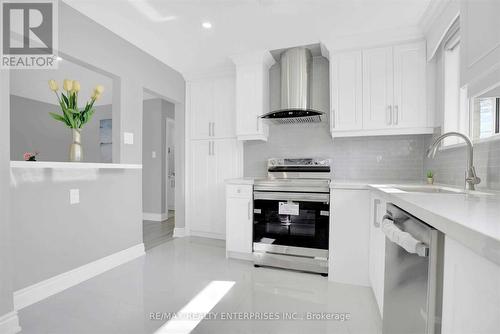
226, 184, 252, 198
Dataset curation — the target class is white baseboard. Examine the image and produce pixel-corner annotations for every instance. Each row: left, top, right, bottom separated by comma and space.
226, 251, 253, 261
14, 243, 145, 310
189, 229, 225, 240
0, 311, 21, 334
173, 227, 185, 237
143, 212, 169, 221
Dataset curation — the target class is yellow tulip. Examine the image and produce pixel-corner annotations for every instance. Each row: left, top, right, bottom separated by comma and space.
94, 85, 104, 94
48, 79, 58, 92
72, 80, 81, 92
63, 79, 73, 92
92, 91, 101, 101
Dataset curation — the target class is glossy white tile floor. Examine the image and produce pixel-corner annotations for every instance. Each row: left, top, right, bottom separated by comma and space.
18, 237, 381, 334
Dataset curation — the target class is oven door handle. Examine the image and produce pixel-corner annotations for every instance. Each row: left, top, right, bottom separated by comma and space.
253, 191, 329, 203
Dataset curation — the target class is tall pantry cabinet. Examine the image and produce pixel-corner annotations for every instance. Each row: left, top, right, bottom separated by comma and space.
186, 73, 243, 239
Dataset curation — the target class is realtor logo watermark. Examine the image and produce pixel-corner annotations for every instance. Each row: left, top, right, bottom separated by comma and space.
1, 0, 58, 69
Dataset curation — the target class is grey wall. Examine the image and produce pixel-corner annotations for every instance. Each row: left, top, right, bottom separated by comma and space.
0, 71, 15, 319
142, 98, 175, 215
58, 2, 186, 228
10, 95, 112, 163
245, 54, 429, 181
10, 168, 142, 289
245, 122, 429, 181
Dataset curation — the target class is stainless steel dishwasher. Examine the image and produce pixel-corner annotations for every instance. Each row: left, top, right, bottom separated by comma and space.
382, 203, 444, 334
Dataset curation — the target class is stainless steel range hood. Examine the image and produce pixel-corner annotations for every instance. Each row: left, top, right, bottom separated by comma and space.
260, 47, 324, 124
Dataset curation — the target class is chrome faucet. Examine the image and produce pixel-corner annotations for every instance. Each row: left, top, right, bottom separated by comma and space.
426, 132, 481, 190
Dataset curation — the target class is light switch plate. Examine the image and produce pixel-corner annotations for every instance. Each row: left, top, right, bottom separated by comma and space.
124, 132, 134, 145
152, 151, 156, 158
70, 189, 80, 204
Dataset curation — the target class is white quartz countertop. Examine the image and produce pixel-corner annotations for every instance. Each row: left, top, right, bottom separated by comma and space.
368, 184, 500, 266
10, 161, 142, 169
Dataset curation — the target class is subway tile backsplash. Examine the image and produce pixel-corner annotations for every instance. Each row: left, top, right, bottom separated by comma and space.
424, 135, 500, 190
244, 123, 431, 181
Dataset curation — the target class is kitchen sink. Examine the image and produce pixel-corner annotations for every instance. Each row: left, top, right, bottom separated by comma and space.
393, 186, 466, 194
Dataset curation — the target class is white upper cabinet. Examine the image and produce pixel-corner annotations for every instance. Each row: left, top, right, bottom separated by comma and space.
393, 42, 426, 128
187, 74, 236, 140
331, 50, 363, 131
331, 41, 431, 137
460, 0, 500, 86
188, 79, 213, 140
232, 51, 275, 141
362, 47, 394, 130
213, 75, 236, 139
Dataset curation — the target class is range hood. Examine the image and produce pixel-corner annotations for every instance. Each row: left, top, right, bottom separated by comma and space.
260, 47, 324, 124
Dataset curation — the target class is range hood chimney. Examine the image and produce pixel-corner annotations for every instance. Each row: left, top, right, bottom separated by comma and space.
261, 47, 324, 124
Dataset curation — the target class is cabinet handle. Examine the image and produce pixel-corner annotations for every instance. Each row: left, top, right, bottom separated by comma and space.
387, 106, 393, 125
373, 198, 380, 227
247, 201, 251, 220
212, 141, 215, 156
212, 122, 215, 137
208, 122, 212, 137
208, 141, 211, 156
393, 105, 399, 125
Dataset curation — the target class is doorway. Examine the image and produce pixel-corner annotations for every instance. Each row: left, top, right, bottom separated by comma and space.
142, 89, 176, 250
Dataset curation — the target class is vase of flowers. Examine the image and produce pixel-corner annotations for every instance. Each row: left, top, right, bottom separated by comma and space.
48, 79, 104, 162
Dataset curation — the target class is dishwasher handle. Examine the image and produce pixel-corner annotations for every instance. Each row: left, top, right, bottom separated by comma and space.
381, 215, 429, 257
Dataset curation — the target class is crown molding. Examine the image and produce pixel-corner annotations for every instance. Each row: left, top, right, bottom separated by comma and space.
419, 0, 452, 34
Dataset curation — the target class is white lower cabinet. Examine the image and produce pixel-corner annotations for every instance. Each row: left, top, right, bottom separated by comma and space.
368, 192, 387, 317
225, 184, 253, 259
188, 139, 242, 239
441, 236, 500, 334
329, 189, 370, 286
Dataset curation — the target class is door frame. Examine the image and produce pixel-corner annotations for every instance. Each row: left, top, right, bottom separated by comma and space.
165, 117, 175, 213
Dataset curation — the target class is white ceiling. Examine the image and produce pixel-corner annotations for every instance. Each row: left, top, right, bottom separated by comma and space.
64, 0, 432, 75
11, 57, 113, 106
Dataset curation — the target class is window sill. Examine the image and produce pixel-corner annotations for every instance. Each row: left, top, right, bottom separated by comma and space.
437, 133, 500, 152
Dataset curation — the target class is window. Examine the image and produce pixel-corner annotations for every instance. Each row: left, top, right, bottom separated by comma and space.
473, 94, 500, 140
441, 20, 468, 146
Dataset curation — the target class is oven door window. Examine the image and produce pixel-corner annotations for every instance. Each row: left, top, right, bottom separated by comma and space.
253, 198, 329, 249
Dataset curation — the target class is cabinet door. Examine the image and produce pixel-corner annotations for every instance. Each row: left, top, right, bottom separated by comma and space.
331, 51, 363, 131
461, 0, 500, 86
236, 69, 262, 136
362, 47, 394, 129
393, 42, 426, 128
442, 236, 500, 334
369, 193, 386, 317
189, 80, 213, 140
226, 195, 252, 254
213, 76, 236, 138
330, 189, 370, 286
189, 140, 215, 234
212, 139, 242, 236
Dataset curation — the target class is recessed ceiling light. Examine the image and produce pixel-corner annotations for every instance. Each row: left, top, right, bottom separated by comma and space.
56, 56, 63, 61
202, 21, 212, 29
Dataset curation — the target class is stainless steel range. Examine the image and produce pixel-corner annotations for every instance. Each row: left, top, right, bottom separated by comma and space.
253, 158, 331, 275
